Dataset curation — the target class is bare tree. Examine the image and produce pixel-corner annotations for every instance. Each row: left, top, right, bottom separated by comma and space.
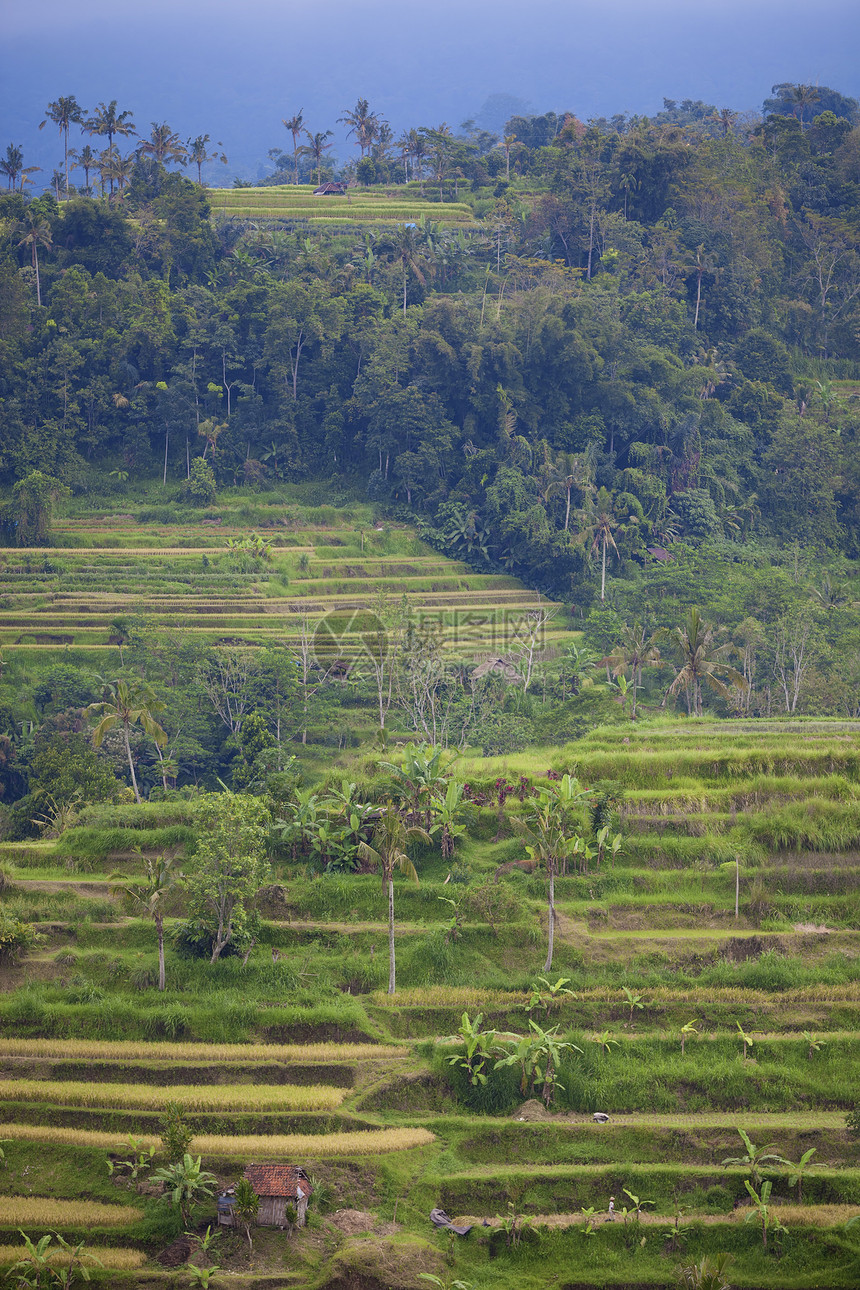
772, 615, 819, 714
199, 646, 261, 736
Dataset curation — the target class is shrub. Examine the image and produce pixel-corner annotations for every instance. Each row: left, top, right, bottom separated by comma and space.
181, 459, 217, 505
0, 912, 44, 965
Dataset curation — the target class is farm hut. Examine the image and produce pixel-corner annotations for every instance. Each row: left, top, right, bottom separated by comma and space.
470, 655, 522, 685
313, 181, 347, 196
243, 1164, 313, 1228
216, 1189, 236, 1227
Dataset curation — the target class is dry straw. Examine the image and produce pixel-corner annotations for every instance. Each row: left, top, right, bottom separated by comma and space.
0, 1038, 401, 1064
0, 1199, 142, 1227
0, 1123, 434, 1156
0, 1079, 344, 1112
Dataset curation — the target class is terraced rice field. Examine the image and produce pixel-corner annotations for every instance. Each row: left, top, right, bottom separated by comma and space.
206, 183, 478, 228
2, 540, 860, 1284
0, 503, 564, 661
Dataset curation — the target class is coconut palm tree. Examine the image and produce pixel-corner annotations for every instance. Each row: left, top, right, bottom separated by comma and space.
187, 134, 227, 185
70, 143, 97, 194
301, 129, 334, 186
281, 111, 305, 184
787, 83, 820, 129
384, 224, 429, 315
123, 853, 179, 991
358, 803, 430, 994
601, 621, 661, 719
0, 143, 24, 190
86, 100, 136, 194
543, 447, 594, 532
100, 147, 136, 199
666, 608, 746, 717
581, 487, 619, 602
39, 96, 86, 196
16, 208, 53, 307
87, 678, 167, 803
139, 123, 188, 168
338, 97, 378, 156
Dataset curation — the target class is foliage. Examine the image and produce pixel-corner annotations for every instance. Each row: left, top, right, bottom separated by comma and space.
181, 792, 270, 962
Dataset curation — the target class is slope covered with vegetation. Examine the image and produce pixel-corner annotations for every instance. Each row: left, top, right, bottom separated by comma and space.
1, 80, 860, 1290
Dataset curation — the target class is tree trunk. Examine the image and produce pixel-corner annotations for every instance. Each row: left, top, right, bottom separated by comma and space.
156, 914, 166, 991
600, 539, 607, 601
387, 877, 396, 994
124, 724, 142, 804
163, 427, 169, 485
543, 870, 555, 973
33, 244, 42, 308
564, 487, 571, 532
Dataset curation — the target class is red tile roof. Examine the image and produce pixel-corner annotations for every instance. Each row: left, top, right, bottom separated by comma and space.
243, 1164, 311, 1199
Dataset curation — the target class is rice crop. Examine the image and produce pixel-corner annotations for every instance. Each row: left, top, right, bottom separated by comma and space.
0, 1038, 401, 1063
0, 1199, 142, 1227
0, 1079, 345, 1112
0, 1246, 145, 1269
0, 1123, 434, 1156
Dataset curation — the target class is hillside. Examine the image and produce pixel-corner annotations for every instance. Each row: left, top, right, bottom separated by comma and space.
1, 720, 859, 1287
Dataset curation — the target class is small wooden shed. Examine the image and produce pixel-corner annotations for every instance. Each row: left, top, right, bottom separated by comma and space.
244, 1164, 312, 1228
313, 181, 347, 196
470, 655, 522, 684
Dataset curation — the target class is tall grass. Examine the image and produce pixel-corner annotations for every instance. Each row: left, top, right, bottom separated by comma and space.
0, 1123, 434, 1156
0, 1038, 400, 1063
0, 1079, 345, 1111
0, 1199, 142, 1227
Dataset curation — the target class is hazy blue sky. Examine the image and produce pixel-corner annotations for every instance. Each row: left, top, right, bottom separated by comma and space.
3, 0, 859, 183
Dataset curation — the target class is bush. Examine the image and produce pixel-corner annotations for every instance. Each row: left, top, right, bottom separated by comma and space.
0, 911, 44, 965
180, 459, 217, 505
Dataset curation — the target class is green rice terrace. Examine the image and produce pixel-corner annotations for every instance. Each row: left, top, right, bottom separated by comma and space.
207, 183, 478, 228
1, 686, 860, 1285
0, 496, 557, 665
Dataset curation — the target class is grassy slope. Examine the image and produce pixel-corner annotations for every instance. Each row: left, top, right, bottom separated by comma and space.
1, 501, 859, 1286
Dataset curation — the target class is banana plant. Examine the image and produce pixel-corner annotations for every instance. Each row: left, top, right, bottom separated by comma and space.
680, 1019, 700, 1056
744, 1178, 787, 1251
622, 986, 644, 1024
786, 1147, 818, 1203
722, 1129, 785, 1186
447, 1013, 497, 1086
736, 1021, 754, 1060
802, 1030, 825, 1058
593, 1029, 620, 1055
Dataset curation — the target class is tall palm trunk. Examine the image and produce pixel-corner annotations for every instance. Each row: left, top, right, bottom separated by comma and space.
123, 723, 142, 803
601, 538, 607, 601
156, 913, 166, 991
544, 870, 555, 972
387, 876, 396, 994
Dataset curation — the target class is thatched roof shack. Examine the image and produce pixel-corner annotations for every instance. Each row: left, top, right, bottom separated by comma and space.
313, 181, 347, 195
245, 1164, 313, 1227
470, 655, 522, 684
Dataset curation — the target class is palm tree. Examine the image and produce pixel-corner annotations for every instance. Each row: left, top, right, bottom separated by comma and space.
338, 98, 378, 156
385, 224, 429, 315
687, 244, 721, 331
0, 143, 24, 190
677, 1254, 733, 1290
666, 608, 746, 717
301, 129, 334, 186
16, 208, 53, 307
582, 487, 619, 602
70, 143, 97, 194
187, 134, 227, 185
358, 803, 430, 994
281, 111, 305, 184
140, 123, 188, 168
39, 95, 85, 196
601, 621, 661, 720
87, 678, 168, 803
787, 83, 820, 129
124, 853, 179, 991
544, 447, 594, 532
514, 783, 586, 972
86, 101, 136, 194
100, 147, 135, 199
